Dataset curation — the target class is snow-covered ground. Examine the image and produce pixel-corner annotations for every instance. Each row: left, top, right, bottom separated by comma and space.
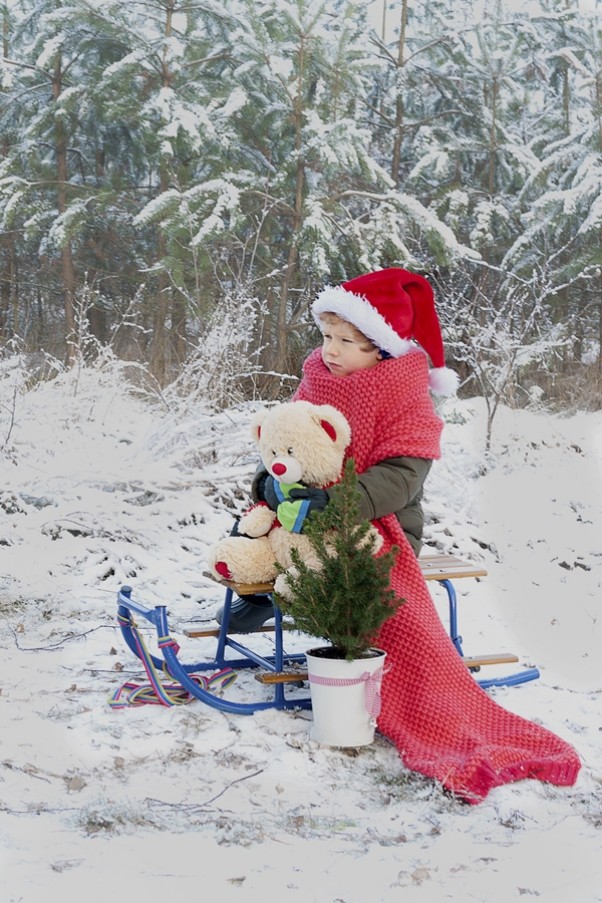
1, 355, 601, 903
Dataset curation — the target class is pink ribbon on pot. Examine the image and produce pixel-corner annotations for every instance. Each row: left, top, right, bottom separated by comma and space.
308, 667, 384, 718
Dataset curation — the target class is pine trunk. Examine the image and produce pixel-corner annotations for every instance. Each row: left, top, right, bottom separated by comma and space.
52, 53, 77, 363
390, 0, 408, 187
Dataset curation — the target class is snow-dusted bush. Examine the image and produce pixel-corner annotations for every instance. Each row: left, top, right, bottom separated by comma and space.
163, 287, 295, 412
437, 267, 571, 446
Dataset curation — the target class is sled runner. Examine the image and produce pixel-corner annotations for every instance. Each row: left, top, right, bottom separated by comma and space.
113, 551, 539, 712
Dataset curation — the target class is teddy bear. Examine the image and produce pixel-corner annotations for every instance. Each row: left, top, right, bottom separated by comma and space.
206, 400, 381, 597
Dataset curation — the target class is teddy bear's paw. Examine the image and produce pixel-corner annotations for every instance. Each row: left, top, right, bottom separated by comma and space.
207, 535, 279, 585
368, 526, 384, 554
214, 560, 233, 580
354, 524, 384, 554
210, 556, 276, 585
273, 571, 294, 599
239, 503, 277, 538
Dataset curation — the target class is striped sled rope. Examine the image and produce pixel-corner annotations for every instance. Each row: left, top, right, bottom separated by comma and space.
109, 612, 236, 709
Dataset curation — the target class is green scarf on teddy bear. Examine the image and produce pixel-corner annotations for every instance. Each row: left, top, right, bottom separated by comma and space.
273, 481, 311, 533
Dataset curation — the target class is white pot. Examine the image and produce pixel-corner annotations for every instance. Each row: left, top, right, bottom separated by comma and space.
305, 646, 386, 747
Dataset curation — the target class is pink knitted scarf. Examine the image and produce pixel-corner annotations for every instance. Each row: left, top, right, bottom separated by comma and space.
294, 349, 581, 802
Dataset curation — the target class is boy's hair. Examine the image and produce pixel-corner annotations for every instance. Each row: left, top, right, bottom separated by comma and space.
318, 311, 377, 354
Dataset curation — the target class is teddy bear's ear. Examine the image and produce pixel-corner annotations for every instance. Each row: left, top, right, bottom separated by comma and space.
319, 419, 337, 442
250, 409, 268, 443
315, 405, 351, 448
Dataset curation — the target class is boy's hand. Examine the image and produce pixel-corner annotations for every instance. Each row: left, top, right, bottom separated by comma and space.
287, 487, 329, 515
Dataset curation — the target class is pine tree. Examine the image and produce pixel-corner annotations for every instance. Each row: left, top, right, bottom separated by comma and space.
0, 0, 148, 356
274, 458, 404, 661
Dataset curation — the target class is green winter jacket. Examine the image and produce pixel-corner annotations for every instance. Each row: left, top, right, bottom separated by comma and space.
339, 455, 431, 557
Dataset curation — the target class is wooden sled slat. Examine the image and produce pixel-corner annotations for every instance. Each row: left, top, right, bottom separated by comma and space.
462, 652, 519, 669
252, 652, 520, 685
419, 553, 488, 581
201, 553, 488, 600
184, 622, 293, 639
255, 670, 309, 684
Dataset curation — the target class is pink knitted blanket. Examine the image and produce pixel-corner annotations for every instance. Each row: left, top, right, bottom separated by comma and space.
294, 349, 581, 802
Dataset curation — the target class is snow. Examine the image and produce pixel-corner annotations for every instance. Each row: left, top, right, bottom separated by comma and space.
1, 357, 601, 902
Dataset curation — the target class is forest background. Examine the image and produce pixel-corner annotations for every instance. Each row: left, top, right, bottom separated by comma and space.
1, 0, 601, 429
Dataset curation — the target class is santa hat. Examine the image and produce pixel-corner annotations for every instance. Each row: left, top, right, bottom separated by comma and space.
312, 267, 458, 396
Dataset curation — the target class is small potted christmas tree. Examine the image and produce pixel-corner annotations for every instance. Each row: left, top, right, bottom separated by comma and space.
274, 458, 404, 746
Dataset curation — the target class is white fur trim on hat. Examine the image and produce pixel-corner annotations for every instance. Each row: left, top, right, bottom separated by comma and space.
429, 366, 459, 396
312, 285, 414, 358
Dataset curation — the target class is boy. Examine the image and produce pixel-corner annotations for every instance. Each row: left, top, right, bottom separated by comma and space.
219, 267, 454, 631
216, 267, 580, 802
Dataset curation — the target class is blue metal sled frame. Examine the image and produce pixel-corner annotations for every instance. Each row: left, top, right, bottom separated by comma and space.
117, 585, 311, 714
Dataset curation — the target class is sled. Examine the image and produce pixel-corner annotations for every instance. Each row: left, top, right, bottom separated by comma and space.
113, 551, 539, 713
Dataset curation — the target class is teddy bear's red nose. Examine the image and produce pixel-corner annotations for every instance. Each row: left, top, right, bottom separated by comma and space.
271, 462, 287, 477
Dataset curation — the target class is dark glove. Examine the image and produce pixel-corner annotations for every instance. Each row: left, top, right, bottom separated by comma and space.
287, 487, 330, 515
